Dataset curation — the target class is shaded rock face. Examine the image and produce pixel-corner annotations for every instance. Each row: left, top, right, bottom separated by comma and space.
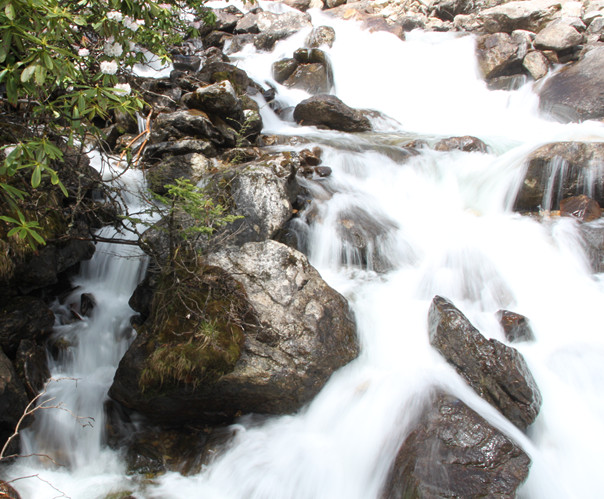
513, 142, 604, 213
293, 94, 372, 132
560, 194, 601, 222
110, 241, 358, 424
382, 391, 531, 499
0, 296, 54, 358
428, 296, 542, 429
0, 348, 29, 449
538, 46, 604, 122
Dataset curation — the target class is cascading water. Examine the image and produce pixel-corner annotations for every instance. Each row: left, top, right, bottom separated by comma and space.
6, 2, 604, 498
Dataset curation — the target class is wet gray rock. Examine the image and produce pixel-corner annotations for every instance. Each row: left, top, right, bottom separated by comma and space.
293, 95, 372, 132
497, 310, 536, 342
513, 142, 604, 212
434, 135, 489, 153
144, 139, 218, 159
272, 58, 299, 83
428, 296, 542, 429
284, 64, 331, 94
382, 391, 531, 499
538, 46, 604, 122
306, 26, 336, 48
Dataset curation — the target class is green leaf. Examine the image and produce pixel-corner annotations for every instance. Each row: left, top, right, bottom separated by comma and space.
7, 227, 21, 238
42, 52, 53, 70
0, 215, 20, 224
30, 230, 46, 245
5, 3, 15, 21
34, 65, 46, 85
21, 65, 36, 83
31, 165, 42, 188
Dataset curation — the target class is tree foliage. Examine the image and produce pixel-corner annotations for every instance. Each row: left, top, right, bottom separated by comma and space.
0, 0, 214, 247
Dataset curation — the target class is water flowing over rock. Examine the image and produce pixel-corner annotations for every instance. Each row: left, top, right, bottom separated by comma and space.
538, 46, 604, 122
305, 25, 336, 48
109, 241, 359, 424
382, 391, 531, 499
497, 310, 536, 343
513, 141, 604, 212
434, 135, 489, 152
293, 95, 372, 132
428, 296, 542, 429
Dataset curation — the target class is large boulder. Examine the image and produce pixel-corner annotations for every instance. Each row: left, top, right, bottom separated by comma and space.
428, 296, 542, 429
513, 142, 604, 212
478, 0, 563, 33
382, 391, 531, 499
534, 21, 584, 51
293, 95, 372, 132
109, 241, 359, 424
538, 46, 604, 122
475, 32, 523, 79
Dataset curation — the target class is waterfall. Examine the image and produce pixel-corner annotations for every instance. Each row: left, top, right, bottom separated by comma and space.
5, 2, 604, 498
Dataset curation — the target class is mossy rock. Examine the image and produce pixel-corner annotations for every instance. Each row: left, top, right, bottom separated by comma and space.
137, 263, 252, 392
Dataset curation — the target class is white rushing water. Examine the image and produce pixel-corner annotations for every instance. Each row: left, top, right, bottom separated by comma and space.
6, 2, 604, 498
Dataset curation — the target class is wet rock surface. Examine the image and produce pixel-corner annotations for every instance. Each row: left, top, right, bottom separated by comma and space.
428, 296, 542, 429
382, 391, 531, 499
293, 94, 372, 132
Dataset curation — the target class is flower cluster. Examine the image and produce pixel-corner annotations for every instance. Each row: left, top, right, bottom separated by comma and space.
123, 16, 144, 32
114, 83, 132, 95
103, 38, 123, 57
100, 60, 118, 75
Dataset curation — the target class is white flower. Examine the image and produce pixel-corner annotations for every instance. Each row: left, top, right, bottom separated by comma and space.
100, 60, 118, 75
104, 40, 123, 57
123, 16, 144, 32
114, 83, 131, 95
159, 3, 172, 10
78, 48, 90, 57
107, 10, 123, 22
